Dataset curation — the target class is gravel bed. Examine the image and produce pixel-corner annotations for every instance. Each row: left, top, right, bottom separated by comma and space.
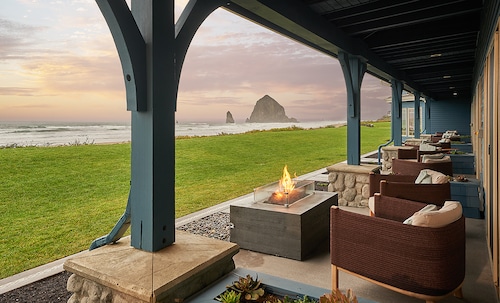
177, 212, 231, 241
0, 212, 232, 302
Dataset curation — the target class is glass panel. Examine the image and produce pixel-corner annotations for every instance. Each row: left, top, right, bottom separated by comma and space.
408, 108, 415, 136
402, 108, 408, 136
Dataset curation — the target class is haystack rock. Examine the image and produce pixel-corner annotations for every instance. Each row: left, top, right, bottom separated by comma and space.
226, 111, 235, 123
246, 95, 298, 123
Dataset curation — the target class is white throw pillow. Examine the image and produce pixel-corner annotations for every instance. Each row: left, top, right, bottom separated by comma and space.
404, 204, 438, 225
421, 169, 449, 183
415, 170, 432, 184
422, 154, 451, 163
410, 201, 462, 228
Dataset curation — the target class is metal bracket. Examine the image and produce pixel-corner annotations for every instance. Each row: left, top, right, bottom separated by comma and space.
89, 193, 131, 250
96, 0, 146, 111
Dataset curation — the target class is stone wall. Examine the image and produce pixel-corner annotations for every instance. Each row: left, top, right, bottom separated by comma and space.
67, 274, 145, 303
327, 163, 380, 207
381, 146, 399, 172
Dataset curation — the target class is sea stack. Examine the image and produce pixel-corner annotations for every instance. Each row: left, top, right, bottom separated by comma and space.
246, 95, 298, 123
226, 111, 235, 123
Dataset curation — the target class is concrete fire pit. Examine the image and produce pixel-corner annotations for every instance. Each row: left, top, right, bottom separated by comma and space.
230, 186, 337, 260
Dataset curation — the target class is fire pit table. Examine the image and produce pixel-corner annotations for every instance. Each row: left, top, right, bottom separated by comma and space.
230, 178, 337, 260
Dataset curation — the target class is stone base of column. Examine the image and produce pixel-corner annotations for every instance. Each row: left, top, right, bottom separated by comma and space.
326, 163, 380, 207
63, 231, 239, 303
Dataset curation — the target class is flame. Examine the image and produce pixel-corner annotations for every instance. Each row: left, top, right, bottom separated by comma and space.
278, 165, 296, 194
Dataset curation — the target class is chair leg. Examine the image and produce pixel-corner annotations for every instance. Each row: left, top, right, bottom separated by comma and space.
453, 287, 463, 299
331, 264, 339, 291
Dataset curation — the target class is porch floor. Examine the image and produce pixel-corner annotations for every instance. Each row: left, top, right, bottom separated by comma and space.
1, 168, 498, 302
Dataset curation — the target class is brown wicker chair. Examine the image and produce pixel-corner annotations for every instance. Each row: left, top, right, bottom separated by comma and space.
368, 172, 416, 197
397, 148, 418, 160
392, 158, 454, 176
331, 195, 465, 303
379, 180, 450, 206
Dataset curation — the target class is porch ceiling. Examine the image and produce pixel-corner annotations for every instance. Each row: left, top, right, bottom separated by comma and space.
226, 0, 483, 101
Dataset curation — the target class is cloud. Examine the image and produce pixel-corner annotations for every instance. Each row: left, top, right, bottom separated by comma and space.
0, 18, 47, 60
0, 87, 37, 96
0, 1, 391, 123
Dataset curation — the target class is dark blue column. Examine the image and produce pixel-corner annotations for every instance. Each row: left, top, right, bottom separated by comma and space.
424, 97, 432, 134
339, 51, 366, 165
91, 0, 226, 252
391, 80, 403, 146
414, 92, 421, 138
127, 0, 176, 252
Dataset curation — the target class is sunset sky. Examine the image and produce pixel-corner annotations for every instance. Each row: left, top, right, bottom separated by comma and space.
0, 0, 391, 123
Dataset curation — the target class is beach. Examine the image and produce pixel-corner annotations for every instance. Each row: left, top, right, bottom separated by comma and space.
0, 120, 345, 147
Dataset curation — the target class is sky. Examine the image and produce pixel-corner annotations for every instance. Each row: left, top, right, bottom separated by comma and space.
0, 0, 391, 123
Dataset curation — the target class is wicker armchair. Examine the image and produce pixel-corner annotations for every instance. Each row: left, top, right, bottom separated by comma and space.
397, 148, 418, 160
369, 172, 416, 196
369, 172, 450, 205
331, 195, 465, 303
379, 180, 450, 206
392, 158, 454, 176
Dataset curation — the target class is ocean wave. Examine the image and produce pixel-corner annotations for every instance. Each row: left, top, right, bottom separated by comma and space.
0, 121, 344, 147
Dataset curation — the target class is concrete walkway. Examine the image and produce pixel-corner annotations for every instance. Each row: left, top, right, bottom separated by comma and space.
1, 166, 499, 303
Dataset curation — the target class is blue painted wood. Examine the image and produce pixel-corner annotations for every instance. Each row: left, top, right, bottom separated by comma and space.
339, 52, 366, 165
450, 154, 475, 175
424, 97, 432, 134
96, 0, 146, 112
93, 0, 229, 252
428, 99, 471, 135
127, 0, 176, 251
450, 178, 484, 219
452, 143, 473, 153
391, 80, 403, 146
185, 268, 378, 303
175, 0, 226, 89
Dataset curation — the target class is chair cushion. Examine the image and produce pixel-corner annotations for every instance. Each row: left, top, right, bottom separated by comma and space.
421, 154, 451, 163
419, 142, 437, 151
403, 204, 438, 224
415, 170, 432, 184
423, 169, 449, 184
410, 201, 462, 228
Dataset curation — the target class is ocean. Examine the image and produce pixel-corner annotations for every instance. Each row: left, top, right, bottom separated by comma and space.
0, 120, 345, 147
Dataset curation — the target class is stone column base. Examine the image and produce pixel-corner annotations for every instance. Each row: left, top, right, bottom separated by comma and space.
64, 231, 239, 303
326, 163, 380, 207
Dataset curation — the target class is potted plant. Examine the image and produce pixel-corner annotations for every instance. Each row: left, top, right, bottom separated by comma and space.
216, 274, 358, 303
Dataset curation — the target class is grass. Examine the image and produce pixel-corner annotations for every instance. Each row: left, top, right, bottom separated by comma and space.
0, 121, 390, 278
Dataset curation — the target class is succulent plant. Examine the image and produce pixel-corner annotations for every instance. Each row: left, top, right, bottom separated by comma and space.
319, 289, 358, 303
217, 290, 242, 303
227, 274, 265, 301
287, 295, 318, 303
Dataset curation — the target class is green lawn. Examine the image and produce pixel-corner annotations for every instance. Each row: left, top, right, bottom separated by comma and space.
0, 121, 390, 278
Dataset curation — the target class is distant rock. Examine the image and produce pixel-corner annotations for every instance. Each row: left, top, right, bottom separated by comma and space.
226, 111, 235, 123
246, 95, 298, 123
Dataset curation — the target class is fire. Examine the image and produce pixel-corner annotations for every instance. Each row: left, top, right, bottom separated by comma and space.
278, 165, 296, 194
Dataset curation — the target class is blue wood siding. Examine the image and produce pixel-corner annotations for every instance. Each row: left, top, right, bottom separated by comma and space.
429, 99, 471, 135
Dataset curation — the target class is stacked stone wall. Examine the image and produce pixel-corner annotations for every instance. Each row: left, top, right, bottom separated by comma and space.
326, 163, 379, 207
67, 274, 145, 303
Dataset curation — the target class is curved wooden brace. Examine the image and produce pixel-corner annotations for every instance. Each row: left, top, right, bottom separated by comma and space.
175, 0, 227, 89
338, 51, 366, 118
96, 0, 146, 111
